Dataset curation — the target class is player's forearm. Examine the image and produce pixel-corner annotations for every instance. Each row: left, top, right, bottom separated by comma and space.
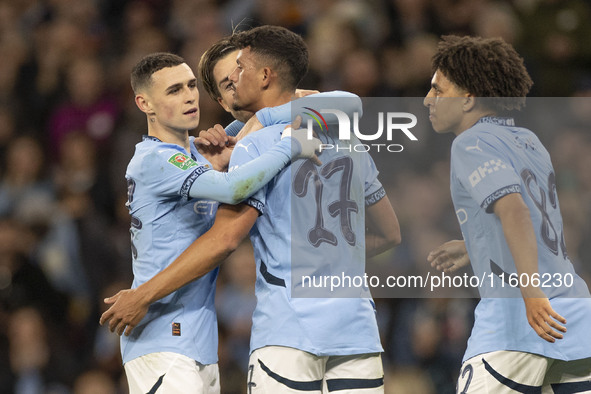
365, 196, 401, 258
494, 194, 544, 297
365, 232, 399, 258
224, 120, 245, 137
189, 138, 291, 204
135, 229, 239, 305
134, 204, 256, 305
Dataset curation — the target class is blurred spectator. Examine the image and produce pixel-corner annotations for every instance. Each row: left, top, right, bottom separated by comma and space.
54, 132, 115, 220
72, 369, 117, 394
0, 105, 17, 175
516, 0, 591, 95
92, 281, 127, 384
47, 56, 120, 161
216, 240, 257, 371
384, 366, 436, 394
6, 307, 74, 394
0, 136, 55, 218
0, 217, 67, 318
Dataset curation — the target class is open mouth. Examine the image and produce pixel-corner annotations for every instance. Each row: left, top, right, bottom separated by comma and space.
184, 108, 198, 115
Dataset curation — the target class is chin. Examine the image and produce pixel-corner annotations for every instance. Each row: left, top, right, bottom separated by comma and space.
432, 124, 450, 134
187, 119, 200, 129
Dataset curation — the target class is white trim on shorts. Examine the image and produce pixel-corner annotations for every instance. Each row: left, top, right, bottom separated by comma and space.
124, 351, 219, 394
247, 345, 384, 393
457, 350, 591, 394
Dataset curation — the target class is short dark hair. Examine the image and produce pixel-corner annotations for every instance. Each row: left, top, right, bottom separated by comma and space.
432, 35, 533, 111
198, 38, 237, 101
231, 25, 308, 91
131, 52, 186, 94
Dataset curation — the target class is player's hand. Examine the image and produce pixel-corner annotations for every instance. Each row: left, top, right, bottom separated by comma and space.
99, 288, 150, 336
195, 124, 233, 147
195, 125, 237, 171
281, 116, 322, 165
427, 240, 470, 273
293, 89, 319, 98
521, 287, 567, 343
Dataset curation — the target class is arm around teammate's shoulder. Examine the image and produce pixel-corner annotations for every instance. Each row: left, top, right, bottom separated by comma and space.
189, 128, 321, 204
100, 203, 258, 336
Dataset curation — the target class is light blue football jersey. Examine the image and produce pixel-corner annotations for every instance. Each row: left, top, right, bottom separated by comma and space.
229, 124, 385, 356
122, 135, 219, 365
450, 117, 591, 362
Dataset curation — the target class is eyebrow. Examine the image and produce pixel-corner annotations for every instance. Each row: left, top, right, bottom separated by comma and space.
431, 82, 441, 90
165, 78, 196, 93
217, 76, 230, 89
165, 83, 183, 93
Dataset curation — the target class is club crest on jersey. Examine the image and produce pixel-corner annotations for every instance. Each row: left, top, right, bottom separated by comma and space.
168, 153, 197, 170
469, 159, 507, 187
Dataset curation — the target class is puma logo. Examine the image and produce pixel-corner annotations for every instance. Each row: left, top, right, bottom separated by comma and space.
466, 139, 482, 152
237, 142, 253, 152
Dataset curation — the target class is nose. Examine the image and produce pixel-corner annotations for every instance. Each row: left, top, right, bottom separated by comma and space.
184, 87, 198, 103
228, 66, 239, 83
423, 90, 434, 107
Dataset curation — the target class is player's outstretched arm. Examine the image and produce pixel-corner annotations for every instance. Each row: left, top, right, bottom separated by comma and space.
255, 90, 362, 130
493, 193, 567, 343
365, 195, 401, 258
428, 240, 470, 273
200, 90, 320, 141
100, 203, 258, 336
189, 125, 321, 204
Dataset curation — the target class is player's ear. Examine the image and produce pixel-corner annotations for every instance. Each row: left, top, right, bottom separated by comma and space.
463, 94, 476, 112
261, 67, 273, 89
135, 94, 155, 115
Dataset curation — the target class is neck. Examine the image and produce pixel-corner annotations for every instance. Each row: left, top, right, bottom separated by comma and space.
455, 109, 496, 136
252, 89, 294, 113
147, 118, 191, 152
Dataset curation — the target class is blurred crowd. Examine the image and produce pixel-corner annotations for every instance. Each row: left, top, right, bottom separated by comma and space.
0, 0, 590, 393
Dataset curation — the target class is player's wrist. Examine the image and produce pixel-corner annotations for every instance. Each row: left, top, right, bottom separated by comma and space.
280, 128, 303, 158
134, 282, 157, 305
520, 284, 545, 299
281, 126, 321, 159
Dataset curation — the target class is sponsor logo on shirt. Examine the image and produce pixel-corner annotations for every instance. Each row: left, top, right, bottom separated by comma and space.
480, 184, 521, 211
236, 142, 253, 152
468, 159, 507, 187
168, 153, 198, 170
172, 322, 181, 336
456, 208, 468, 225
512, 135, 537, 151
465, 138, 483, 152
193, 200, 217, 215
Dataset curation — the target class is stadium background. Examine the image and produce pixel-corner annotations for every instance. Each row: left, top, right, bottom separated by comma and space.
0, 0, 590, 392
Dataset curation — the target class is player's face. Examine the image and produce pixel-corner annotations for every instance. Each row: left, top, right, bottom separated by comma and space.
423, 70, 470, 135
213, 50, 254, 123
142, 63, 200, 132
228, 47, 263, 114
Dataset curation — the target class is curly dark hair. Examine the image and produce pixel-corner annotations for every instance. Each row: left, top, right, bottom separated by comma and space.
198, 38, 237, 101
231, 25, 308, 91
432, 35, 533, 111
131, 52, 185, 94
